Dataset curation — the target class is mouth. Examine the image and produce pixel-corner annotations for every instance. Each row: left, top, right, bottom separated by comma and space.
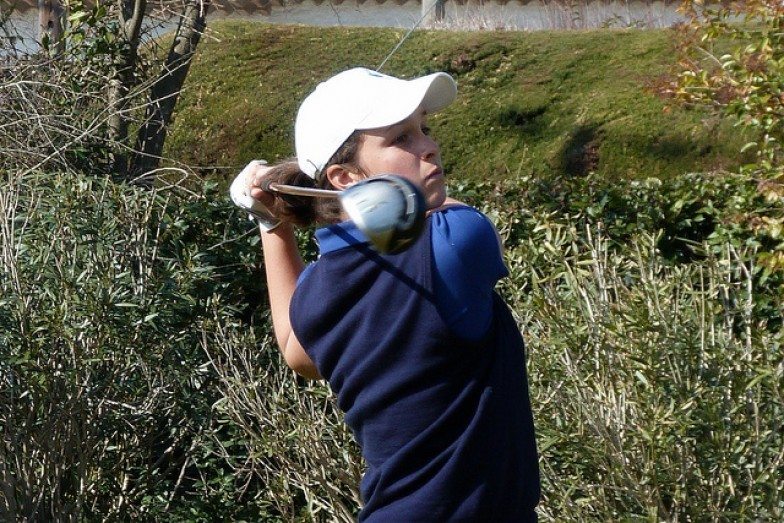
425, 168, 444, 181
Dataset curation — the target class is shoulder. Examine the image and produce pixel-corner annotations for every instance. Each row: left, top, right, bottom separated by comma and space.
430, 204, 503, 256
428, 204, 508, 341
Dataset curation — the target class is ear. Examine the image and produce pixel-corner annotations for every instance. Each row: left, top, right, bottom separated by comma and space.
324, 164, 366, 191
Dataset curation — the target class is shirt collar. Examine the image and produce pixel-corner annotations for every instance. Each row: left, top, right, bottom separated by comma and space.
315, 221, 370, 254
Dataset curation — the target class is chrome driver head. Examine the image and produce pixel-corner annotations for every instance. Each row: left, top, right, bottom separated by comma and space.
339, 175, 426, 254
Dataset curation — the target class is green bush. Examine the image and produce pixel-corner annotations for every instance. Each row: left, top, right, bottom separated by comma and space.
0, 170, 272, 519
204, 318, 362, 522
2, 167, 781, 520
495, 213, 783, 521
675, 0, 784, 274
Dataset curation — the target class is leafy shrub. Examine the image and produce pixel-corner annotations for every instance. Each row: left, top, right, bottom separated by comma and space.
675, 0, 784, 273
677, 0, 784, 174
204, 317, 362, 522
496, 213, 783, 521
2, 168, 781, 520
0, 170, 270, 519
455, 169, 783, 329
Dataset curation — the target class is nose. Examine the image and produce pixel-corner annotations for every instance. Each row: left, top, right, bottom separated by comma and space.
420, 134, 439, 162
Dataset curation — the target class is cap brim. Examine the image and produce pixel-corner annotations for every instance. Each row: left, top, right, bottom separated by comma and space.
356, 72, 457, 131
295, 69, 458, 177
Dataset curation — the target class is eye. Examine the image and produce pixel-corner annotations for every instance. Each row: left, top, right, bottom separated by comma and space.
421, 125, 431, 135
392, 132, 409, 145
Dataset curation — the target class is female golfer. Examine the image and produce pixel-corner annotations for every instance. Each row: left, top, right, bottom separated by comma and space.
231, 67, 540, 521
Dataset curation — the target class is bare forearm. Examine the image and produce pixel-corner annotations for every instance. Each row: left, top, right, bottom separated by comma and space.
260, 223, 303, 343
232, 160, 319, 378
260, 223, 320, 379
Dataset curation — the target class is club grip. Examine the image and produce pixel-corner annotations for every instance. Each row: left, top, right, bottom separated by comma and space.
261, 179, 275, 193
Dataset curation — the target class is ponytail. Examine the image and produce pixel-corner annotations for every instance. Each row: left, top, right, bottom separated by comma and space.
264, 160, 343, 227
265, 131, 363, 227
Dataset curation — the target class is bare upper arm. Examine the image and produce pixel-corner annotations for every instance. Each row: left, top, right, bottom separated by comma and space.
283, 331, 322, 380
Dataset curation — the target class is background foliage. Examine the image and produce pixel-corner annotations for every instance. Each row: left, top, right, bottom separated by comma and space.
0, 171, 268, 519
674, 0, 784, 276
1, 10, 782, 523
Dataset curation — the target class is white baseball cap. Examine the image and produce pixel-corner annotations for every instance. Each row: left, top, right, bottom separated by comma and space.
295, 67, 457, 178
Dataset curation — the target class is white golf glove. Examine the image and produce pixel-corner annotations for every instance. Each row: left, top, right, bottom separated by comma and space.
229, 160, 282, 232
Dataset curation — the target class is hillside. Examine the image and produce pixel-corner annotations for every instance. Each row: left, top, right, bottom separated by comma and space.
166, 22, 748, 187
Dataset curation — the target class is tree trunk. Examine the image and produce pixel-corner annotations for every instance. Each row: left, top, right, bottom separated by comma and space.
38, 0, 65, 54
422, 0, 445, 26
107, 0, 147, 177
129, 0, 210, 186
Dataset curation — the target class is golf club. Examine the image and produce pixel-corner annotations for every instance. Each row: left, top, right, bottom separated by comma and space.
266, 175, 426, 254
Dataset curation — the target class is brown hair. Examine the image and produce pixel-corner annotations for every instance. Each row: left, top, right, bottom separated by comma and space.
266, 131, 364, 227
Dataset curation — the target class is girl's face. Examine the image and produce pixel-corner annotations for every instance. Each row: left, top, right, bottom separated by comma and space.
354, 109, 446, 210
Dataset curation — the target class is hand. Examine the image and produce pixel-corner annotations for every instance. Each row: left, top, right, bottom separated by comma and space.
229, 160, 281, 231
247, 166, 277, 207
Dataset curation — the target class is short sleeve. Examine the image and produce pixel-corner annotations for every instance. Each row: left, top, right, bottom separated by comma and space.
430, 205, 508, 341
297, 262, 317, 286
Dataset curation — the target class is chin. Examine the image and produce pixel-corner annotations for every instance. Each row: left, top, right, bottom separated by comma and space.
427, 190, 447, 210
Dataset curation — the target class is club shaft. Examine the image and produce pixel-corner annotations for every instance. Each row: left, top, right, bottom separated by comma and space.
268, 183, 339, 198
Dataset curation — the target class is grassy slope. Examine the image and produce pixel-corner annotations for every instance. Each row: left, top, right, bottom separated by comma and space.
166, 22, 748, 187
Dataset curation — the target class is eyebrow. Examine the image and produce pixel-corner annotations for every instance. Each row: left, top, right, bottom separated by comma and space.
387, 110, 429, 133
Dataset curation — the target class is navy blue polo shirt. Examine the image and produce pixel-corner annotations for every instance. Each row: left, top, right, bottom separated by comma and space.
290, 205, 540, 521
299, 205, 509, 341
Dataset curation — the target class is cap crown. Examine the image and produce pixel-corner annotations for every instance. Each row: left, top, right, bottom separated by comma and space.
295, 67, 457, 178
